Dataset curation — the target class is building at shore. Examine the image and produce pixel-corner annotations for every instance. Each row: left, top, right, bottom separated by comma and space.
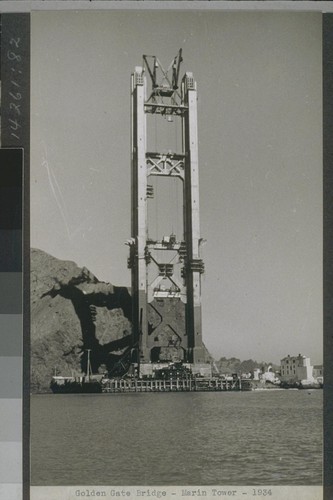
280, 354, 322, 386
313, 364, 324, 384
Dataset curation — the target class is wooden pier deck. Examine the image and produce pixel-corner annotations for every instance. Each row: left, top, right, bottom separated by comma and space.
102, 377, 241, 393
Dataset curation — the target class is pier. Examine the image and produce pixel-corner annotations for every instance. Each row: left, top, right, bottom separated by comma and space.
101, 377, 241, 393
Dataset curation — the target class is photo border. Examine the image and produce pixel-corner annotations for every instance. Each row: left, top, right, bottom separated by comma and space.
0, 2, 330, 500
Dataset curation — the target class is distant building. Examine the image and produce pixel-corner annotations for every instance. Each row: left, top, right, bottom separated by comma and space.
313, 365, 324, 385
261, 365, 280, 384
280, 354, 314, 384
313, 365, 323, 378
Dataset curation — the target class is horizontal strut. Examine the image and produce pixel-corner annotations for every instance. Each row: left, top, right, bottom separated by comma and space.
147, 152, 185, 179
144, 102, 188, 116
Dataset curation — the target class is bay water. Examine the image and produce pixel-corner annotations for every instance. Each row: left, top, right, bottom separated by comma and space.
31, 389, 322, 486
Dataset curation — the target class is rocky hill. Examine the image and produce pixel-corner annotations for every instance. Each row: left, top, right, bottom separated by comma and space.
31, 248, 132, 393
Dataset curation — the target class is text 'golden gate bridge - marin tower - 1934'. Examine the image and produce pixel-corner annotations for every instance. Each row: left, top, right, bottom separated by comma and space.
127, 50, 209, 373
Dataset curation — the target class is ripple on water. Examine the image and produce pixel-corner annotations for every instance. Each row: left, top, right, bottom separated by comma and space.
31, 390, 323, 485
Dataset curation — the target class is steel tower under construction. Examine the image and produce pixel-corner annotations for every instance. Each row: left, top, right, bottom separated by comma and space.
128, 50, 206, 367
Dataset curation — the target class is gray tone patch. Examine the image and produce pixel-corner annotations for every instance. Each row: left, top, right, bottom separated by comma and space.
0, 357, 22, 398
0, 399, 22, 441
0, 442, 22, 483
0, 231, 22, 272
0, 484, 22, 500
0, 314, 22, 356
0, 273, 22, 314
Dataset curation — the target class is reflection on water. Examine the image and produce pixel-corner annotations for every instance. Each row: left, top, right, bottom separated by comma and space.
31, 390, 322, 485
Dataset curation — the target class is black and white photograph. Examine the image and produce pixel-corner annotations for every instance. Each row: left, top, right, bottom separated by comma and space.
27, 8, 322, 499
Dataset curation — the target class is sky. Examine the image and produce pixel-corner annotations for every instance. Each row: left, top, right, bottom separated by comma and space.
30, 10, 322, 364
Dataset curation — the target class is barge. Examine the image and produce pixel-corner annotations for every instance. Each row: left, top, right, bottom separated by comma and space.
50, 349, 102, 394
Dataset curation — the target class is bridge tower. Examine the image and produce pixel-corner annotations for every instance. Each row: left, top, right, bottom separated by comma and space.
128, 50, 206, 368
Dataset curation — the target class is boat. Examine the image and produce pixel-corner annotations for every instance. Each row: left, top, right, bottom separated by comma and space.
50, 349, 102, 394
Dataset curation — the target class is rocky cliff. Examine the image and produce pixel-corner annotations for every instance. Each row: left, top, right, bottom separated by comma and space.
31, 248, 132, 392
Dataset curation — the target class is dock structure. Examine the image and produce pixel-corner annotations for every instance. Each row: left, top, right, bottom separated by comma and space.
102, 377, 241, 393
129, 50, 207, 371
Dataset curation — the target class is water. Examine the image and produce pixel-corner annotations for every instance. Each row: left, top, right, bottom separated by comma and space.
31, 390, 322, 486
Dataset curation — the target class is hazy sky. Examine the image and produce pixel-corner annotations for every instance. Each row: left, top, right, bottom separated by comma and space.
31, 10, 322, 364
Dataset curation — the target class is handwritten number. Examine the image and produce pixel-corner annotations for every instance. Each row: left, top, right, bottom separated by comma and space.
11, 80, 20, 88
6, 40, 23, 142
9, 37, 21, 48
9, 103, 21, 115
9, 91, 22, 101
7, 50, 21, 62
9, 119, 21, 131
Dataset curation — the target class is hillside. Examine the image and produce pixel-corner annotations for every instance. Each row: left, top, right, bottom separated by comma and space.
31, 248, 132, 392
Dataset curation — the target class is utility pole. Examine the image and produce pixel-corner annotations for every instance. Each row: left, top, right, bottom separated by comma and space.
86, 349, 91, 381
